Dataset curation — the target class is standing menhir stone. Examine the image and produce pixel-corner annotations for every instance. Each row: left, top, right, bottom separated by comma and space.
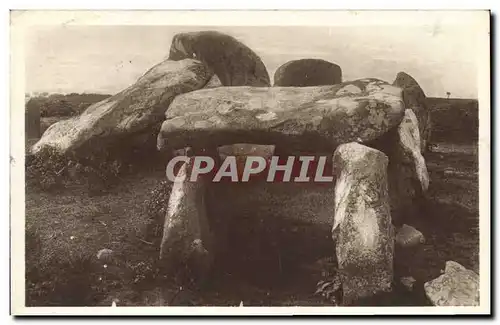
168, 31, 271, 87
273, 59, 342, 87
393, 72, 432, 153
160, 158, 214, 282
332, 143, 394, 305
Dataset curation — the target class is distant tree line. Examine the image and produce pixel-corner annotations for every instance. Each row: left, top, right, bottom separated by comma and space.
428, 97, 478, 144
26, 93, 112, 117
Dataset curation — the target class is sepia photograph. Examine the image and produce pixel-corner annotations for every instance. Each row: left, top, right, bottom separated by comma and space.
10, 10, 491, 315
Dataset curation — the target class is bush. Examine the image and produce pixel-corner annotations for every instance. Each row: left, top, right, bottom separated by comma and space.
26, 93, 112, 118
25, 147, 72, 191
143, 180, 173, 237
25, 146, 124, 194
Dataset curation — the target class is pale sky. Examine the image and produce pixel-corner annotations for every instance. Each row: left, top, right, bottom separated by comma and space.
25, 24, 481, 98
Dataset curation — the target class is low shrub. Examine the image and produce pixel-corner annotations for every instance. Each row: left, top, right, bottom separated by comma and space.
143, 180, 173, 238
26, 93, 112, 118
26, 118, 164, 195
25, 147, 72, 191
25, 146, 124, 194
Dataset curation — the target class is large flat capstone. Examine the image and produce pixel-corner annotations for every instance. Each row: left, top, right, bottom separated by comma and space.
157, 78, 405, 152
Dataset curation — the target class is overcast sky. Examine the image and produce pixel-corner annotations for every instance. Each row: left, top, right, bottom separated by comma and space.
25, 24, 481, 98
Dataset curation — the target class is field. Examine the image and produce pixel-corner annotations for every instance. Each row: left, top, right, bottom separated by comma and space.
24, 97, 480, 306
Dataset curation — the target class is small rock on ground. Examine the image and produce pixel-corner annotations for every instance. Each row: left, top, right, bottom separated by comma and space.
395, 224, 425, 248
400, 276, 417, 291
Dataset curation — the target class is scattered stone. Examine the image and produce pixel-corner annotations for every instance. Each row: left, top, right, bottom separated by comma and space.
395, 224, 425, 248
400, 276, 417, 291
31, 59, 212, 155
315, 276, 342, 305
393, 223, 425, 277
157, 78, 405, 152
393, 71, 432, 153
443, 168, 454, 176
443, 168, 471, 179
424, 261, 479, 306
169, 30, 271, 87
160, 159, 214, 282
97, 248, 114, 262
332, 142, 394, 305
273, 58, 342, 87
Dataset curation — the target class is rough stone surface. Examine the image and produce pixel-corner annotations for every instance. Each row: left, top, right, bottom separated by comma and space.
424, 261, 479, 306
96, 248, 114, 262
332, 142, 394, 305
157, 78, 405, 153
40, 116, 69, 136
400, 276, 417, 291
273, 59, 342, 87
394, 224, 425, 277
160, 159, 214, 280
204, 74, 223, 89
218, 144, 275, 177
397, 109, 429, 192
169, 30, 270, 87
31, 59, 212, 155
395, 224, 425, 248
370, 109, 429, 225
217, 143, 275, 159
393, 72, 432, 153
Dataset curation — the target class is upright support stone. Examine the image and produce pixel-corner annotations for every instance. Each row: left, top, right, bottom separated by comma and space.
369, 109, 429, 225
393, 72, 432, 153
160, 158, 214, 282
332, 142, 394, 305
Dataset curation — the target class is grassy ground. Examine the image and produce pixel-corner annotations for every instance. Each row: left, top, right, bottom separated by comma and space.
25, 169, 165, 306
25, 97, 480, 307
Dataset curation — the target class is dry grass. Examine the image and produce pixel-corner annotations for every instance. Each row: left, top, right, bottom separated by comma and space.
25, 97, 480, 307
25, 140, 479, 306
25, 170, 165, 306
